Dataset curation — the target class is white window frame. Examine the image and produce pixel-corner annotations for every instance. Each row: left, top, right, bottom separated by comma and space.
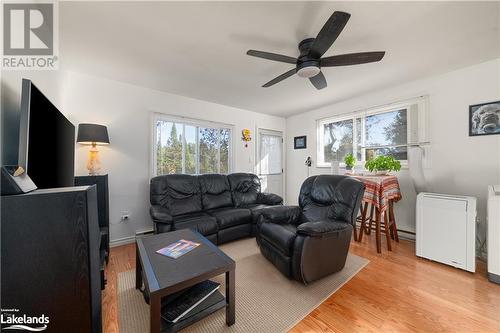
316, 96, 429, 168
151, 113, 234, 177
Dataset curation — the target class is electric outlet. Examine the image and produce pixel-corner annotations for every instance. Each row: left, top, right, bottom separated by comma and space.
121, 211, 130, 221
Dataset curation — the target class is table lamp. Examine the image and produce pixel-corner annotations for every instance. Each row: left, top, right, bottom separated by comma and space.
77, 123, 110, 175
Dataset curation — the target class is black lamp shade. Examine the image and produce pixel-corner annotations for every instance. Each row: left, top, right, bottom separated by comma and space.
77, 123, 110, 145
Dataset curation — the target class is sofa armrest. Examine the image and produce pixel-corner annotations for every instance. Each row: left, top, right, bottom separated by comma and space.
297, 220, 351, 237
257, 192, 283, 205
259, 205, 301, 225
149, 205, 173, 224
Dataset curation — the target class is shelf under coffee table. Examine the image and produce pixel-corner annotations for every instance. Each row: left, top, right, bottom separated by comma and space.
135, 229, 235, 333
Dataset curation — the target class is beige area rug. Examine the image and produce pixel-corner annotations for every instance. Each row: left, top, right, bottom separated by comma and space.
118, 238, 368, 333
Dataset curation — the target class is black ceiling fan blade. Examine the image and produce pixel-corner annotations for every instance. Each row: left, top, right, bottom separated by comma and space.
309, 72, 327, 90
321, 51, 385, 67
247, 50, 297, 64
262, 68, 296, 87
309, 11, 351, 59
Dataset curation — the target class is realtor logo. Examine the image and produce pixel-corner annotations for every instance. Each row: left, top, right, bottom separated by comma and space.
1, 308, 49, 331
2, 2, 58, 69
4, 3, 53, 55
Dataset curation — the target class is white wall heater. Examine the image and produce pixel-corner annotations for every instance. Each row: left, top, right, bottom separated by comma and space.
487, 185, 500, 284
416, 193, 476, 272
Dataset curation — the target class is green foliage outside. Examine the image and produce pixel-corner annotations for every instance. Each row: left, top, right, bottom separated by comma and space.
364, 155, 401, 172
156, 122, 229, 175
344, 153, 356, 169
157, 123, 183, 175
323, 119, 353, 162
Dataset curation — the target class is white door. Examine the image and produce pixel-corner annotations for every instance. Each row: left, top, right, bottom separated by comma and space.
257, 129, 283, 197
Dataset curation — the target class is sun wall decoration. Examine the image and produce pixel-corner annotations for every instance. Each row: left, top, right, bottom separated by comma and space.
241, 129, 251, 147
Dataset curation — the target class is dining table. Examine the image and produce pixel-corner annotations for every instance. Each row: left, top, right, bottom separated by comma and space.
348, 173, 402, 253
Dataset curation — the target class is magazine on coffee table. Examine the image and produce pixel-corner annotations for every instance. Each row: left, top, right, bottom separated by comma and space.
156, 239, 200, 259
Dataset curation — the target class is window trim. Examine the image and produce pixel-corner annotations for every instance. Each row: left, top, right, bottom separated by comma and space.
316, 97, 428, 169
150, 113, 234, 177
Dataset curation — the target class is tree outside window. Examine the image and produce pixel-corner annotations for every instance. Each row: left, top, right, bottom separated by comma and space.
155, 119, 231, 175
319, 108, 408, 166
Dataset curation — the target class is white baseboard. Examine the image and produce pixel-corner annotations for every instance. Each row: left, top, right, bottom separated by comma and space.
110, 228, 154, 248
110, 236, 136, 248
398, 229, 416, 241
110, 227, 415, 247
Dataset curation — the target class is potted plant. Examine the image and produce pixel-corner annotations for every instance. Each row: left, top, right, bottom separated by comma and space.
364, 155, 401, 175
344, 153, 356, 172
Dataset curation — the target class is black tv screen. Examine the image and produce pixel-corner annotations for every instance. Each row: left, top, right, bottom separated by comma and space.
18, 79, 75, 189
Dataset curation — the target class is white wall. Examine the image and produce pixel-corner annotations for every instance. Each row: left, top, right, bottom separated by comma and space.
63, 71, 286, 243
286, 59, 500, 252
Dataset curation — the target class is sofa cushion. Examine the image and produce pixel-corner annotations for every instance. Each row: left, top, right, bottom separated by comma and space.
259, 223, 297, 256
150, 205, 173, 223
242, 204, 270, 224
207, 207, 252, 229
150, 174, 202, 216
218, 224, 252, 244
172, 212, 218, 236
228, 173, 261, 207
199, 174, 233, 210
257, 193, 283, 205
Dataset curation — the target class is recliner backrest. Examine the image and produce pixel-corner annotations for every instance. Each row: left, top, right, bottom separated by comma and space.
298, 175, 365, 225
199, 174, 233, 210
228, 173, 261, 207
150, 174, 202, 216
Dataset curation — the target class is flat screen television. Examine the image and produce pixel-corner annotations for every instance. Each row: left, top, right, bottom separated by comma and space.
18, 79, 75, 189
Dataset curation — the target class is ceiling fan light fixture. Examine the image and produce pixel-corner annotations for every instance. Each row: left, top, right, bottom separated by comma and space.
246, 11, 385, 89
296, 65, 320, 78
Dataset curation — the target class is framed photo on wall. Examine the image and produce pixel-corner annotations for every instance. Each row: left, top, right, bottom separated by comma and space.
469, 101, 500, 136
294, 136, 307, 149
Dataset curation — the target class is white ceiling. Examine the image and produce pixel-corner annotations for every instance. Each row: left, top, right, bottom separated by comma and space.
60, 1, 500, 117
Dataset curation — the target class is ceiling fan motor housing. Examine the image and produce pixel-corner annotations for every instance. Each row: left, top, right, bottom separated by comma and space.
297, 38, 320, 78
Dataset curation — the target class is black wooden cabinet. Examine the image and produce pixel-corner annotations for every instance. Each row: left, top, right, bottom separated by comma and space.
75, 175, 110, 264
1, 186, 102, 333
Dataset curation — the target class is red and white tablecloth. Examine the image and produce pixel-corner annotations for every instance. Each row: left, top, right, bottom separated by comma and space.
349, 174, 402, 213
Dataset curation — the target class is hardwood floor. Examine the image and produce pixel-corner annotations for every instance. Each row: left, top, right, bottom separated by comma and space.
102, 236, 500, 333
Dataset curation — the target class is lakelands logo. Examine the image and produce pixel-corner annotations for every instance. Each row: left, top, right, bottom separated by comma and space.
2, 1, 59, 70
1, 309, 49, 331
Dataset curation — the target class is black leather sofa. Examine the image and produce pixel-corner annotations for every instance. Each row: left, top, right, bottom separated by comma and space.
256, 175, 365, 284
150, 173, 283, 244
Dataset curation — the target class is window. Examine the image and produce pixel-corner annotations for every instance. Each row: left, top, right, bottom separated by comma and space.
322, 118, 354, 163
153, 115, 232, 176
316, 98, 427, 168
364, 109, 407, 161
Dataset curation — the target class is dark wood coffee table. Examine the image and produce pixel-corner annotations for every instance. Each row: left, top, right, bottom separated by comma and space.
135, 229, 235, 333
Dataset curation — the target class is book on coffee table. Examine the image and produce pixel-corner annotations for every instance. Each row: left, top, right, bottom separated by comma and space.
161, 280, 221, 323
156, 239, 200, 259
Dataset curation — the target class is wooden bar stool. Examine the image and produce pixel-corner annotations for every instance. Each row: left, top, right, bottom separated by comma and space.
388, 200, 399, 242
356, 200, 399, 253
356, 202, 370, 241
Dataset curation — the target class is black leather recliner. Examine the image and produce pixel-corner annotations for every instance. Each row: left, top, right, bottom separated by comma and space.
150, 173, 283, 244
256, 175, 365, 284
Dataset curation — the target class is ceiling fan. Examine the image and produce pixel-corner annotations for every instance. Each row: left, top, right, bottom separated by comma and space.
246, 11, 385, 90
